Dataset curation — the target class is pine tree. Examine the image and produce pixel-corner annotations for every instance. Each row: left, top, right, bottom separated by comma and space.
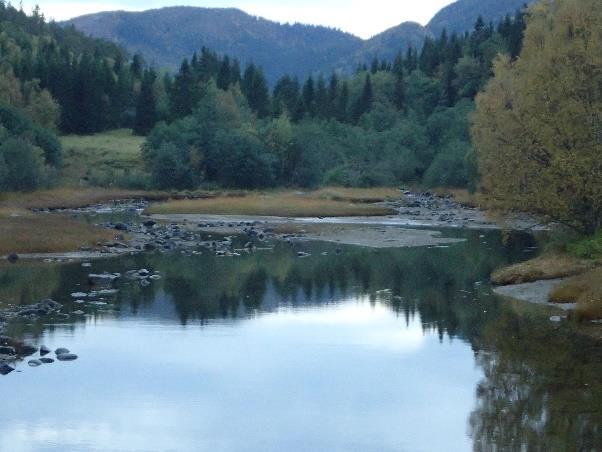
314, 75, 329, 118
351, 74, 373, 124
393, 67, 405, 111
134, 68, 157, 135
302, 76, 315, 117
217, 55, 231, 90
170, 59, 196, 119
242, 64, 270, 118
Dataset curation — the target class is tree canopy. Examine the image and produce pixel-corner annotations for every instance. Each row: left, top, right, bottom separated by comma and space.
473, 0, 602, 234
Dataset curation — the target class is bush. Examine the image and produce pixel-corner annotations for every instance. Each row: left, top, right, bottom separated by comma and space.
568, 232, 602, 259
150, 142, 196, 190
0, 138, 46, 191
423, 140, 472, 188
0, 104, 62, 167
207, 130, 275, 188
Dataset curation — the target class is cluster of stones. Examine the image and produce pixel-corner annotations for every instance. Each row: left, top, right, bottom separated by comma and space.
0, 338, 78, 376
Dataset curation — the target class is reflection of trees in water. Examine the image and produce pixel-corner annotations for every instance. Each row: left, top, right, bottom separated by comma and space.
10, 230, 600, 448
469, 312, 602, 451
156, 233, 514, 338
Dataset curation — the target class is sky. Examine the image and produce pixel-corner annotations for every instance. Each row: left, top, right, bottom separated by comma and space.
21, 0, 456, 39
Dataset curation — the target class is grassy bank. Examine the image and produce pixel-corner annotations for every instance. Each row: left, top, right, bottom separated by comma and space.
0, 187, 169, 210
493, 231, 602, 321
0, 208, 116, 255
60, 129, 146, 186
146, 189, 398, 217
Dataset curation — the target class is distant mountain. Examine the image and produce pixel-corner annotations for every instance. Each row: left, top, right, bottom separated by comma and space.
336, 22, 432, 73
427, 0, 537, 36
65, 1, 536, 83
63, 7, 426, 83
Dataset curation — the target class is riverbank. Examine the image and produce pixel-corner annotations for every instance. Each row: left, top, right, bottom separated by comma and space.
491, 252, 602, 324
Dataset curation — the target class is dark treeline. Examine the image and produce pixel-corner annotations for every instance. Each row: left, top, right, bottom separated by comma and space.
140, 10, 526, 189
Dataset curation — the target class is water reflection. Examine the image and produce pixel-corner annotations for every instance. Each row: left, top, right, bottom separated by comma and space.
0, 229, 600, 451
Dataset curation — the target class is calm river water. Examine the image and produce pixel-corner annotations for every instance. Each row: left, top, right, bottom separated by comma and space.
0, 229, 600, 451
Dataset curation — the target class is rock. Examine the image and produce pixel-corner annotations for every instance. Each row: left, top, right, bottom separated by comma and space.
73, 310, 85, 315
40, 357, 54, 364
55, 348, 70, 355
40, 345, 51, 356
71, 292, 88, 298
144, 243, 157, 251
7, 253, 19, 263
114, 223, 128, 231
88, 273, 120, 285
28, 359, 43, 367
550, 316, 563, 322
0, 346, 16, 356
57, 353, 78, 361
143, 220, 156, 228
20, 344, 37, 356
0, 363, 15, 375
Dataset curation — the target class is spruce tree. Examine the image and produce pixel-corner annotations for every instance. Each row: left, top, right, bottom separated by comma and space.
133, 68, 157, 136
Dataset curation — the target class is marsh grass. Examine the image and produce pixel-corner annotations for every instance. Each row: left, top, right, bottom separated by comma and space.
549, 268, 602, 321
312, 187, 401, 203
491, 254, 595, 285
146, 190, 396, 217
0, 209, 116, 254
0, 187, 169, 210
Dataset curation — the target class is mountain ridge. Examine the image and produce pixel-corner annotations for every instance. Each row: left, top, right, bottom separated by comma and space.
64, 1, 535, 82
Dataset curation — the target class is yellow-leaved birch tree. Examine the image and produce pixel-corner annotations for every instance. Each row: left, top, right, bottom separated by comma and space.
472, 0, 602, 234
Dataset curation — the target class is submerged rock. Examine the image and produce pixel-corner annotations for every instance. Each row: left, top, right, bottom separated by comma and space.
0, 363, 15, 375
28, 359, 43, 367
7, 253, 19, 263
40, 358, 54, 364
88, 273, 120, 285
0, 346, 16, 356
40, 345, 51, 356
57, 353, 78, 361
55, 348, 70, 356
20, 344, 37, 356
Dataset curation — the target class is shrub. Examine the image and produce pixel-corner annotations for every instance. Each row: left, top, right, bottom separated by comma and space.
0, 138, 46, 191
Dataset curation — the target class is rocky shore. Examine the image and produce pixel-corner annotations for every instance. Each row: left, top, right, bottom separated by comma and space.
4, 191, 546, 263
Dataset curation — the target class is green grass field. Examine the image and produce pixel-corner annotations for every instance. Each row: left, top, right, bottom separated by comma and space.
59, 129, 146, 186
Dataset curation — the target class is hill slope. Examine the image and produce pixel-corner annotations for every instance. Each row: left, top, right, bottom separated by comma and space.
427, 0, 537, 36
65, 1, 536, 82
64, 7, 427, 83
65, 7, 364, 83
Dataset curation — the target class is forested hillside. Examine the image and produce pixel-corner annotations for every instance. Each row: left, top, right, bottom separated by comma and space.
64, 7, 366, 84
427, 0, 537, 36
65, 7, 431, 83
0, 2, 147, 190
65, 1, 536, 84
138, 12, 526, 190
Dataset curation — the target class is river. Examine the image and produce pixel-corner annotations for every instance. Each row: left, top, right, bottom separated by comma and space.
0, 227, 600, 451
